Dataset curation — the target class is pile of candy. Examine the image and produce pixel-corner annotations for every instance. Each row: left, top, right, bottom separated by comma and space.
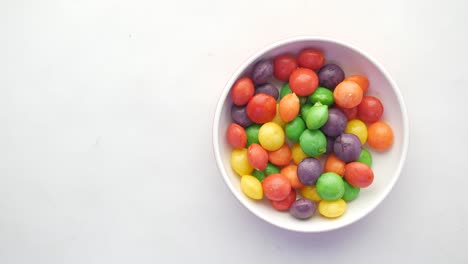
227, 49, 394, 219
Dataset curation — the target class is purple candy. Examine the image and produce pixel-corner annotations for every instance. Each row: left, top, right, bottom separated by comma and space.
321, 108, 347, 137
326, 136, 335, 155
318, 64, 345, 90
252, 60, 273, 85
297, 158, 322, 185
231, 105, 253, 127
290, 198, 317, 219
334, 133, 362, 162
255, 83, 279, 100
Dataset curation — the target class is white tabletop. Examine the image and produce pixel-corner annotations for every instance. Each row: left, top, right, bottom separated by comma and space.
1, 0, 467, 263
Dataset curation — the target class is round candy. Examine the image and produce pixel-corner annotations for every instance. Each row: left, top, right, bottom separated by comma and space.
318, 64, 345, 90
226, 123, 247, 149
264, 162, 280, 176
231, 105, 253, 127
309, 87, 334, 106
268, 144, 292, 166
274, 54, 297, 82
344, 75, 369, 94
258, 122, 285, 151
321, 108, 347, 137
297, 49, 325, 70
299, 129, 327, 157
246, 94, 277, 124
304, 103, 328, 130
357, 148, 373, 167
345, 119, 368, 145
252, 60, 273, 85
318, 199, 347, 218
285, 117, 306, 142
291, 143, 309, 164
300, 185, 322, 202
252, 169, 266, 182
344, 162, 374, 188
297, 158, 322, 185
255, 83, 279, 100
262, 173, 292, 201
342, 180, 360, 201
334, 133, 361, 162
247, 143, 268, 170
231, 77, 254, 106
290, 198, 317, 219
324, 153, 346, 176
245, 124, 261, 146
289, 68, 319, 96
271, 189, 297, 211
279, 93, 300, 122
316, 172, 345, 201
281, 164, 304, 189
231, 148, 254, 176
241, 175, 263, 200
357, 96, 384, 123
279, 83, 292, 99
367, 121, 394, 151
334, 80, 363, 109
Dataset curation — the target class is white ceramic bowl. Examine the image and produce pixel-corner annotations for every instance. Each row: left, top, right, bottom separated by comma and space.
213, 36, 409, 232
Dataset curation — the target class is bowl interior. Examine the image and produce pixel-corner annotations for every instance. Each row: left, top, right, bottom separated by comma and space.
214, 37, 408, 232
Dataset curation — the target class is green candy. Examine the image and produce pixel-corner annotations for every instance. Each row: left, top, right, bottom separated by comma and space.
309, 87, 334, 106
280, 83, 292, 99
342, 180, 360, 201
263, 163, 280, 176
299, 129, 327, 157
357, 148, 373, 167
245, 124, 261, 146
300, 103, 313, 117
285, 117, 306, 142
316, 172, 345, 201
252, 170, 266, 182
305, 102, 329, 130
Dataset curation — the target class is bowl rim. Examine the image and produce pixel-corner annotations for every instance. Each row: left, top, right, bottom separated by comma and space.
212, 35, 409, 233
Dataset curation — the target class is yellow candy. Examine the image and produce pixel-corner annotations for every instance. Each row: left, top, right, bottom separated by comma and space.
318, 199, 347, 218
271, 104, 286, 128
300, 186, 322, 202
231, 149, 253, 176
292, 143, 309, 164
241, 175, 263, 200
345, 119, 368, 145
258, 122, 285, 151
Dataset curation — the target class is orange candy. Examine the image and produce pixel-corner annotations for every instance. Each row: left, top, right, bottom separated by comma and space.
279, 93, 300, 122
367, 121, 394, 151
345, 75, 369, 94
269, 144, 292, 166
280, 164, 304, 189
333, 80, 363, 109
324, 153, 346, 176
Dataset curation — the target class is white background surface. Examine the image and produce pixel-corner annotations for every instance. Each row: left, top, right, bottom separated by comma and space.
1, 0, 467, 263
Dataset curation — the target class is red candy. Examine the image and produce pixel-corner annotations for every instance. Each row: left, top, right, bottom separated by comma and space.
358, 96, 384, 123
344, 162, 374, 188
270, 189, 297, 211
247, 143, 269, 171
226, 123, 247, 149
297, 49, 325, 70
231, 77, 254, 106
273, 54, 297, 82
246, 94, 277, 124
289, 68, 319, 96
262, 174, 291, 201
